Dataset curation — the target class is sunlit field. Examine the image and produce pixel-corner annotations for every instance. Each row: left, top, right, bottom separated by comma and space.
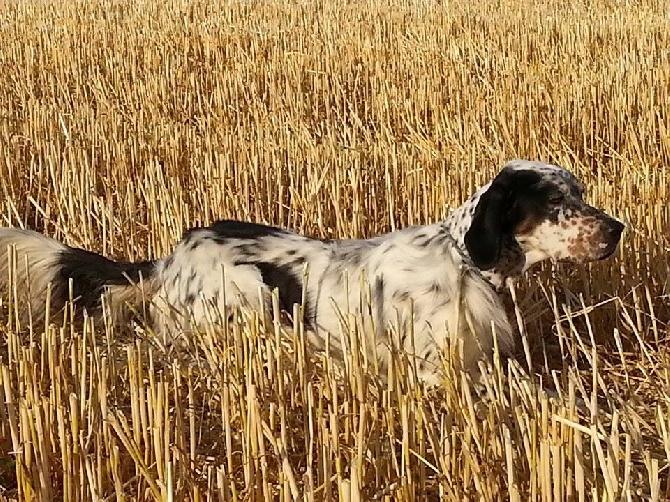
0, 0, 668, 499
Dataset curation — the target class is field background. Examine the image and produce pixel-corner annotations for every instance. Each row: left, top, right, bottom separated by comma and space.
0, 0, 669, 500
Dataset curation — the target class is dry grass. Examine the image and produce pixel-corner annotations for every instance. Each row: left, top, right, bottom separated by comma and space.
0, 0, 669, 499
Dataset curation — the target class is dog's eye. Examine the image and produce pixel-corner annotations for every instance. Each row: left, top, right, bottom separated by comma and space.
548, 194, 564, 204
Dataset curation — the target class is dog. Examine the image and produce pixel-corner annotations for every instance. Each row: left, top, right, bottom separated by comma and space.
0, 160, 624, 385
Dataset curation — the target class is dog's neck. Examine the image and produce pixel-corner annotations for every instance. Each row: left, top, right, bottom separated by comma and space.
443, 200, 526, 290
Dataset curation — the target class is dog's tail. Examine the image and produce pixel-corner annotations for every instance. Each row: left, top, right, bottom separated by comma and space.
0, 228, 157, 324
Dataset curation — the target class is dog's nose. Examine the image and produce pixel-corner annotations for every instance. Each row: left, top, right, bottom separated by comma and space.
609, 220, 625, 240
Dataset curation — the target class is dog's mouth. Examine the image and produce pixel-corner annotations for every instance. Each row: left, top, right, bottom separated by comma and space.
554, 240, 620, 264
589, 236, 622, 261
596, 243, 619, 261
595, 220, 624, 261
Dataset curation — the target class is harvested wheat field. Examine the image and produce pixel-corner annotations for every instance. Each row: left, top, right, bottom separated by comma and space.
0, 0, 669, 500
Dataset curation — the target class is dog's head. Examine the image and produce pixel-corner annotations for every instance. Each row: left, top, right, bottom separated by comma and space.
464, 160, 624, 271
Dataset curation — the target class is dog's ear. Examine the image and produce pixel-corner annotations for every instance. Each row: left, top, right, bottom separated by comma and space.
464, 169, 514, 270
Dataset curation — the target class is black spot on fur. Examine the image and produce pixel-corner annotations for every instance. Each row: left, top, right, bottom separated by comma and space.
209, 220, 289, 240
427, 282, 441, 294
434, 231, 451, 246
186, 269, 197, 288
289, 257, 306, 270
229, 243, 258, 257
56, 247, 155, 310
412, 232, 437, 248
243, 261, 304, 316
181, 227, 199, 247
342, 249, 362, 266
394, 291, 410, 303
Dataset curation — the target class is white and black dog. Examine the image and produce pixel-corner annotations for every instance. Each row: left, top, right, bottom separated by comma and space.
0, 160, 624, 385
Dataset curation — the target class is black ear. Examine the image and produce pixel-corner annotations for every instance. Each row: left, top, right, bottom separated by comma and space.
464, 171, 513, 270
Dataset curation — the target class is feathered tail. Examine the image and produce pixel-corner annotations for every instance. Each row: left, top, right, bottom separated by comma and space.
0, 228, 157, 324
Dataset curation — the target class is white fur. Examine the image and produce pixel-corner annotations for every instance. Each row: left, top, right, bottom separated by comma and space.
0, 228, 65, 321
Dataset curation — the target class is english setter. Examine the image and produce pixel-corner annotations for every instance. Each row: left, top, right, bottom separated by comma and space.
0, 160, 623, 385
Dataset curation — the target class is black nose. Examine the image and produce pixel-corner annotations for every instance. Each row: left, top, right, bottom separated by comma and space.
608, 220, 625, 241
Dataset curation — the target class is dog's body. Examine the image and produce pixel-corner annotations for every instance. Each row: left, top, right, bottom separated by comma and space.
0, 221, 510, 384
0, 160, 624, 385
